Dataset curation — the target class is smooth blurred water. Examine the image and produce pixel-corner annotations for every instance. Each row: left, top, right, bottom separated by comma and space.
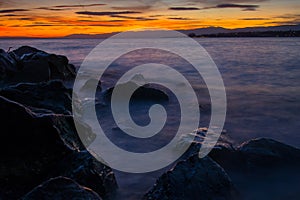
1, 37, 300, 199
1, 38, 299, 147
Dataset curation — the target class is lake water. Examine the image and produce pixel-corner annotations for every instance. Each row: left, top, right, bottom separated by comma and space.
1, 37, 300, 199
1, 38, 299, 147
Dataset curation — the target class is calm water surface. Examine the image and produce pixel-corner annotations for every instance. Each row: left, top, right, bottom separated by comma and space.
1, 38, 299, 147
1, 38, 299, 199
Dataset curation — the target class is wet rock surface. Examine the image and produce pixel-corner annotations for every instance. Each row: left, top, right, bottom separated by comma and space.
22, 177, 102, 200
143, 156, 239, 200
104, 82, 169, 103
50, 150, 117, 198
0, 46, 76, 85
0, 47, 117, 200
209, 138, 300, 172
0, 96, 117, 199
208, 138, 300, 200
0, 80, 72, 114
151, 128, 300, 200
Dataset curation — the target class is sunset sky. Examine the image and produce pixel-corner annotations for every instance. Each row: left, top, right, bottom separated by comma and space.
0, 0, 299, 37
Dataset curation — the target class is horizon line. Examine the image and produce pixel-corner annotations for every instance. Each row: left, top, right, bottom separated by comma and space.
1, 24, 299, 39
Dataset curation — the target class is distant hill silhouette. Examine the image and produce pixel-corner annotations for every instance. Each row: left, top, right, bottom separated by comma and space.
64, 24, 300, 38
180, 24, 300, 36
196, 30, 300, 37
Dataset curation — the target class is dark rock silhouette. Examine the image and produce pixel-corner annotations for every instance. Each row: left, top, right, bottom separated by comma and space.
162, 129, 300, 200
104, 81, 169, 102
0, 80, 72, 114
0, 96, 117, 199
143, 156, 239, 200
209, 138, 300, 172
0, 46, 76, 85
22, 177, 102, 200
208, 138, 300, 200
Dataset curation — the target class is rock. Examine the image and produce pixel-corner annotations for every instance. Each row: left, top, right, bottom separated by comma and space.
22, 177, 102, 200
13, 46, 41, 57
104, 82, 169, 102
0, 80, 72, 114
0, 96, 117, 199
0, 46, 76, 85
238, 138, 300, 167
179, 127, 234, 161
51, 151, 117, 198
143, 156, 238, 200
208, 138, 300, 200
0, 49, 22, 80
0, 95, 72, 199
208, 138, 300, 172
179, 129, 300, 172
53, 116, 96, 151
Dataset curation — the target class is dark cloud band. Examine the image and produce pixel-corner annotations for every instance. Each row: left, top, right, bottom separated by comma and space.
0, 9, 29, 13
76, 11, 141, 16
169, 7, 200, 11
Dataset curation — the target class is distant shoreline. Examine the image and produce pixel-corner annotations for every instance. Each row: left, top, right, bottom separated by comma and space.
189, 30, 300, 38
1, 24, 300, 39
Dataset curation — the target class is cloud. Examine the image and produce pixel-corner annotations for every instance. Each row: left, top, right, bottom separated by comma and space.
168, 17, 194, 20
111, 5, 152, 11
201, 3, 259, 11
241, 17, 268, 20
110, 15, 157, 21
78, 19, 125, 23
257, 14, 300, 25
215, 3, 257, 8
36, 7, 68, 11
264, 20, 300, 26
169, 7, 200, 11
185, 0, 267, 3
76, 11, 141, 16
275, 14, 300, 19
149, 14, 164, 17
0, 14, 20, 17
0, 0, 17, 7
169, 3, 259, 11
54, 3, 106, 8
213, 3, 259, 10
0, 9, 29, 14
137, 0, 161, 5
14, 17, 36, 21
36, 3, 106, 11
10, 23, 120, 28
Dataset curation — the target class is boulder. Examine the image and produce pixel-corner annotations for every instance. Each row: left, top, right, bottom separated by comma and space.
0, 46, 76, 85
237, 138, 300, 169
179, 129, 300, 172
143, 156, 238, 200
22, 177, 102, 200
0, 80, 72, 114
104, 82, 169, 102
50, 150, 117, 198
208, 138, 300, 172
0, 96, 117, 199
0, 49, 22, 80
208, 138, 300, 200
179, 127, 234, 161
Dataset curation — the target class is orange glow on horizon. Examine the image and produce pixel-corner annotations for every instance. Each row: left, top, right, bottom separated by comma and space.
0, 1, 299, 38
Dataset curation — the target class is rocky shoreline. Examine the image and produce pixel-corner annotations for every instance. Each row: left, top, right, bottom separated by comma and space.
0, 46, 299, 200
